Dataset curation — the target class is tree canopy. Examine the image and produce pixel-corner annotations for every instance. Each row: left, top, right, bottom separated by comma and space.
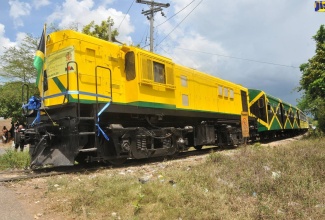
0, 34, 39, 122
0, 34, 38, 83
82, 17, 119, 41
0, 81, 38, 123
299, 24, 325, 132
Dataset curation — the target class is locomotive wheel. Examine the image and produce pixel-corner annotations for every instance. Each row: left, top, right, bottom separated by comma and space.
104, 139, 128, 165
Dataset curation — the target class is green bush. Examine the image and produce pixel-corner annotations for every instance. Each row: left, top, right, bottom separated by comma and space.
316, 105, 325, 133
0, 149, 30, 170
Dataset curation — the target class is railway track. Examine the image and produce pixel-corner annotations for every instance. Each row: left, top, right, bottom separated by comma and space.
0, 166, 95, 183
0, 146, 224, 183
0, 135, 302, 183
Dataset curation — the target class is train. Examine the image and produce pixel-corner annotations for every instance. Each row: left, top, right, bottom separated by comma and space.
20, 30, 308, 168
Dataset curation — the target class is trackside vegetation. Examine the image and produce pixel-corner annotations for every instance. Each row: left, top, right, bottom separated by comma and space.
0, 149, 30, 170
33, 137, 325, 220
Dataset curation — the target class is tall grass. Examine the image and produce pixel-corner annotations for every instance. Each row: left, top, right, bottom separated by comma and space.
0, 149, 30, 170
40, 138, 325, 219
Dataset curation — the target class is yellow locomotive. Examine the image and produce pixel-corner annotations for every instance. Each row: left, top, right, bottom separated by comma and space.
22, 30, 306, 167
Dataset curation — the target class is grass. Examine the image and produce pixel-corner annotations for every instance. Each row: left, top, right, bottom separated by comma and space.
38, 137, 325, 220
0, 149, 30, 170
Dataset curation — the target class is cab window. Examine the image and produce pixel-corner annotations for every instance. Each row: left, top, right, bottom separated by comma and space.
125, 51, 136, 81
153, 61, 165, 83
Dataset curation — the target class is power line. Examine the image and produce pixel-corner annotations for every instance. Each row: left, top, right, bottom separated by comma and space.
156, 0, 203, 48
138, 26, 149, 47
156, 0, 196, 28
117, 0, 135, 31
158, 45, 200, 68
136, 1, 297, 69
175, 47, 299, 68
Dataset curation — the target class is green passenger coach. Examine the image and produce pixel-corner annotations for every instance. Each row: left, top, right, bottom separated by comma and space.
248, 89, 308, 140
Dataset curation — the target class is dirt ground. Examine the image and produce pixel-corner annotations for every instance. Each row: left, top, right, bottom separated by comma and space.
0, 118, 11, 128
1, 150, 209, 220
0, 118, 306, 220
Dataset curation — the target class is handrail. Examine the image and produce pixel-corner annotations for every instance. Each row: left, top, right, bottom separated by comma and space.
95, 65, 113, 102
64, 61, 79, 102
21, 83, 29, 119
65, 61, 79, 116
61, 62, 113, 149
94, 66, 113, 146
22, 83, 29, 105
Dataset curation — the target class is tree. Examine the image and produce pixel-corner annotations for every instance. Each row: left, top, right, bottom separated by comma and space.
47, 22, 79, 33
299, 25, 325, 132
0, 34, 39, 121
82, 17, 119, 41
0, 82, 38, 123
0, 34, 38, 83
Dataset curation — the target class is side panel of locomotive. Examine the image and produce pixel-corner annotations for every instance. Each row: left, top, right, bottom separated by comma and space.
122, 48, 248, 115
25, 30, 254, 167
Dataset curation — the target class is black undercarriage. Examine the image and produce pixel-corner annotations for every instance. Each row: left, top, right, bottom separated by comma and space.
24, 103, 256, 167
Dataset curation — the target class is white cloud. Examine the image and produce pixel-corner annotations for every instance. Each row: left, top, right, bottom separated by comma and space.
46, 0, 134, 43
32, 0, 50, 9
160, 33, 228, 73
0, 23, 16, 81
15, 32, 28, 44
0, 24, 16, 56
8, 0, 32, 27
151, 0, 317, 105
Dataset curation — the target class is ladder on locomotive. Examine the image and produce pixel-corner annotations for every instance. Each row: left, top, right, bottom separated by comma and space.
65, 61, 113, 153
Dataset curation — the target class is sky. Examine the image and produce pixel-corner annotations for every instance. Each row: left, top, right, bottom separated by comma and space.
0, 0, 324, 106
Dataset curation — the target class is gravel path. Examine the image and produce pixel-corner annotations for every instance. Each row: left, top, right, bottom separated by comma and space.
0, 139, 34, 220
0, 185, 34, 220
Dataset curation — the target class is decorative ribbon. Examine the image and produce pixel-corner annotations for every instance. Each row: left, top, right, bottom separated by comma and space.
22, 96, 41, 126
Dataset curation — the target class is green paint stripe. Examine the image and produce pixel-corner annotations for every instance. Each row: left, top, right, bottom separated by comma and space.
52, 77, 74, 101
128, 101, 176, 109
52, 77, 66, 92
116, 101, 241, 116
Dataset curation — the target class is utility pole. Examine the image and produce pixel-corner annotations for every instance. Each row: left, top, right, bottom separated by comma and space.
107, 18, 113, 42
108, 21, 112, 42
136, 0, 170, 52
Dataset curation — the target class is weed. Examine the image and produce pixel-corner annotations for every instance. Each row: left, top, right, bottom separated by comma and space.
133, 192, 145, 215
39, 138, 325, 219
0, 149, 30, 170
206, 151, 228, 163
305, 129, 324, 139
